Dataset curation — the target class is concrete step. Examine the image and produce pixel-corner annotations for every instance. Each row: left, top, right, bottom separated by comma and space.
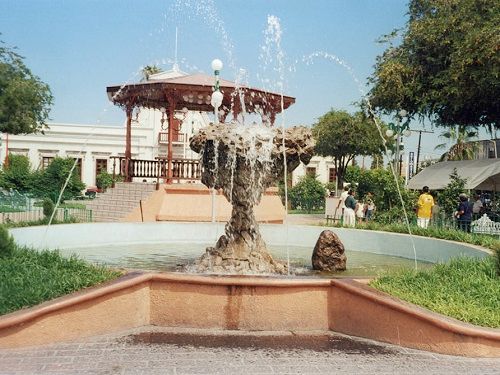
89, 182, 156, 222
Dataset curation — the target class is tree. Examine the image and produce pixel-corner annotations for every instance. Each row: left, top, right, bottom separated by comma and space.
288, 174, 326, 212
434, 125, 478, 161
0, 154, 32, 192
31, 157, 85, 202
313, 109, 387, 187
369, 0, 500, 130
439, 168, 467, 217
0, 40, 53, 134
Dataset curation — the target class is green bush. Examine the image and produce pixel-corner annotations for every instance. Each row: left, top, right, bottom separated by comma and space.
0, 154, 33, 193
288, 175, 326, 213
96, 171, 113, 191
31, 157, 85, 202
42, 197, 55, 218
0, 225, 15, 258
439, 168, 467, 217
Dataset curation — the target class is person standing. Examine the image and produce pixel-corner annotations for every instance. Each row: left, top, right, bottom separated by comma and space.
336, 186, 349, 221
355, 198, 365, 224
343, 189, 356, 227
456, 193, 473, 232
417, 186, 434, 229
430, 192, 441, 227
365, 197, 376, 221
472, 194, 483, 220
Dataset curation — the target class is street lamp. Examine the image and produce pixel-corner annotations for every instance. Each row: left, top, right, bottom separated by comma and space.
386, 109, 411, 175
211, 59, 223, 124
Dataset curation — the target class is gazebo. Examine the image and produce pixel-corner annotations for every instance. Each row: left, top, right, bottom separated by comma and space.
106, 68, 295, 185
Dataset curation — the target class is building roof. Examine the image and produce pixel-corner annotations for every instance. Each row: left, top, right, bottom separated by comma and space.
106, 72, 295, 117
407, 159, 500, 191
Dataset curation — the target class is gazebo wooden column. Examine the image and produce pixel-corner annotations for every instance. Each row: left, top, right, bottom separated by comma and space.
166, 92, 177, 184
124, 105, 133, 182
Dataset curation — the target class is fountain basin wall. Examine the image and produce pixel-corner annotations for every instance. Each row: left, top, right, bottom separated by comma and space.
0, 272, 499, 357
9, 222, 491, 263
3, 223, 498, 357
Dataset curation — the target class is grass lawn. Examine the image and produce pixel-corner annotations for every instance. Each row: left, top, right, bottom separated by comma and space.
0, 246, 122, 316
370, 257, 500, 328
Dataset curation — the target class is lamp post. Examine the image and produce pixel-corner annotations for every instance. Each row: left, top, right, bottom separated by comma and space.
385, 109, 411, 175
211, 59, 223, 124
210, 59, 223, 223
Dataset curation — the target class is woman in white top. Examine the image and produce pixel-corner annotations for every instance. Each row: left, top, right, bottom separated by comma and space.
343, 190, 356, 227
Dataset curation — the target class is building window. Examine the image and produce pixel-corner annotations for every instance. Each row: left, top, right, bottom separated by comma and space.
96, 159, 107, 179
73, 158, 83, 179
306, 167, 316, 177
41, 157, 54, 169
328, 168, 336, 182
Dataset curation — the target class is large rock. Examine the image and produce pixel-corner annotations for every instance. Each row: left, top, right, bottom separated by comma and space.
312, 230, 347, 271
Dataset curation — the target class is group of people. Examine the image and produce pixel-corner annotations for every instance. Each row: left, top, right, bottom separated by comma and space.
337, 187, 376, 227
336, 184, 483, 232
416, 186, 481, 232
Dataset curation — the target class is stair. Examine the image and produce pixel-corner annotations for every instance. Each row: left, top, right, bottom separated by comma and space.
86, 182, 156, 222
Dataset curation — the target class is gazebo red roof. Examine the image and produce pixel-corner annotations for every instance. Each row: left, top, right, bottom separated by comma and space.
106, 72, 295, 115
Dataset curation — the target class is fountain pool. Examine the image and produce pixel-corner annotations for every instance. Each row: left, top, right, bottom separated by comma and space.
10, 222, 489, 277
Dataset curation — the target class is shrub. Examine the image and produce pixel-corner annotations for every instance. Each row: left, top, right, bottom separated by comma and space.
0, 225, 15, 258
96, 171, 113, 191
31, 157, 85, 202
0, 154, 33, 192
288, 175, 326, 212
439, 168, 467, 217
42, 197, 55, 218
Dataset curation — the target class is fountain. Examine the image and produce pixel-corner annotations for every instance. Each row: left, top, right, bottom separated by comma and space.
190, 123, 314, 274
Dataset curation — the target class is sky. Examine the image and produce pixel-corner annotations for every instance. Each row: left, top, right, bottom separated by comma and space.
0, 0, 470, 160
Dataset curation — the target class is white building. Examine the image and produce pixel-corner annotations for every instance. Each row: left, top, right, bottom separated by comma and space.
2, 67, 211, 188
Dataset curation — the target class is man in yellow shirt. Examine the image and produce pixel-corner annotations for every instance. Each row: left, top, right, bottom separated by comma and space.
417, 186, 434, 228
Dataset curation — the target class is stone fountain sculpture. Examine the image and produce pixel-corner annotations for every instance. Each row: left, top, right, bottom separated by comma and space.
190, 123, 314, 274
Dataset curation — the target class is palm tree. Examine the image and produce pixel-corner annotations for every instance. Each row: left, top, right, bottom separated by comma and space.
141, 65, 162, 81
434, 125, 479, 161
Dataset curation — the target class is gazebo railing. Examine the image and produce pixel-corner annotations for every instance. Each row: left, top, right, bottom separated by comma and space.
111, 157, 201, 188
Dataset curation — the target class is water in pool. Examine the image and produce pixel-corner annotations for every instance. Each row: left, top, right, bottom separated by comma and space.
61, 242, 433, 277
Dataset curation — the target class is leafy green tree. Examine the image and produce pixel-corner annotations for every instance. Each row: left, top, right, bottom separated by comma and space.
313, 109, 387, 187
288, 175, 326, 212
439, 168, 467, 217
369, 0, 499, 130
0, 154, 32, 192
0, 40, 53, 134
434, 125, 478, 161
31, 157, 85, 202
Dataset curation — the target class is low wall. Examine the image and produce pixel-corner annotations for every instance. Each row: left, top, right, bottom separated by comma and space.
330, 279, 500, 357
0, 273, 499, 357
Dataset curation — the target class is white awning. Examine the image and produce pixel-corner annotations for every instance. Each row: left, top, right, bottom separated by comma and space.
407, 159, 500, 191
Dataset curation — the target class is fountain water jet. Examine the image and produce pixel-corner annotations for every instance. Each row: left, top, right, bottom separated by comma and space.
190, 123, 314, 274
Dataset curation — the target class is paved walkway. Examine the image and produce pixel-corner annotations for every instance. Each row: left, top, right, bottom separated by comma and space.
1, 326, 499, 374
